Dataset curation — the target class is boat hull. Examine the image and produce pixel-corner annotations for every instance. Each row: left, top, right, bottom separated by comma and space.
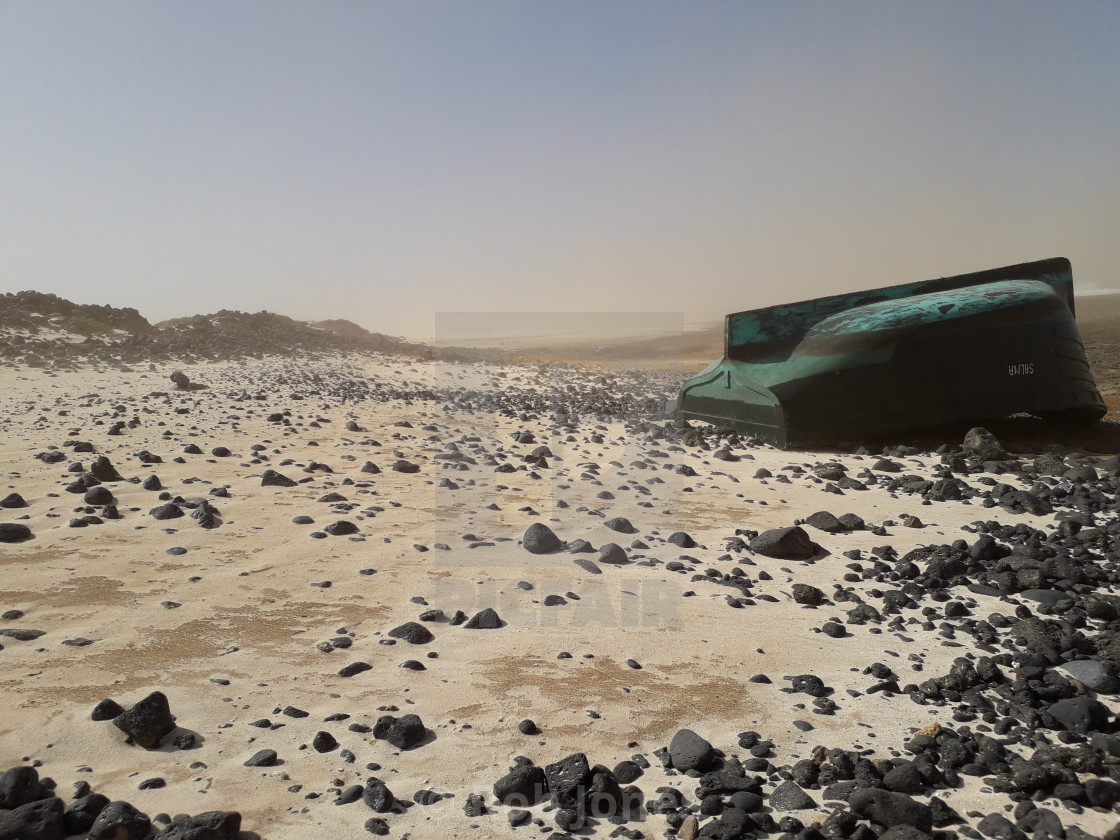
676, 258, 1105, 447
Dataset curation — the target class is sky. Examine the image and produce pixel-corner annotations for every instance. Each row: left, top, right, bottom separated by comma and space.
1, 1, 1118, 341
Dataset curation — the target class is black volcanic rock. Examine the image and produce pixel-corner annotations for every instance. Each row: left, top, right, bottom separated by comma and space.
88, 456, 123, 482
749, 526, 820, 560
261, 469, 297, 487
86, 800, 151, 840
338, 662, 372, 678
806, 511, 846, 533
64, 793, 109, 835
849, 788, 933, 832
83, 486, 114, 506
91, 699, 125, 721
373, 714, 425, 750
363, 778, 395, 812
0, 493, 27, 509
962, 427, 1006, 462
604, 517, 638, 534
112, 691, 176, 749
494, 765, 548, 806
0, 765, 52, 810
464, 607, 504, 629
0, 796, 65, 840
0, 523, 32, 543
156, 811, 241, 840
243, 749, 278, 767
387, 622, 433, 644
1049, 696, 1112, 735
598, 543, 628, 565
149, 503, 183, 521
523, 522, 562, 554
792, 584, 826, 606
769, 780, 817, 811
669, 728, 716, 772
323, 520, 359, 536
545, 753, 591, 810
668, 531, 696, 547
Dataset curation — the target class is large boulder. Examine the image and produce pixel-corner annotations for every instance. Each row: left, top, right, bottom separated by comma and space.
1049, 696, 1112, 735
749, 526, 820, 560
86, 801, 151, 840
669, 728, 716, 772
849, 788, 933, 832
0, 523, 32, 543
962, 427, 1006, 462
493, 765, 548, 807
544, 753, 591, 810
0, 796, 66, 840
112, 691, 176, 749
372, 714, 426, 750
89, 455, 123, 482
523, 523, 562, 554
0, 765, 52, 809
156, 811, 241, 840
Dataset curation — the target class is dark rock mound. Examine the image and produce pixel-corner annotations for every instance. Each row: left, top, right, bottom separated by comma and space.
148, 503, 183, 521
0, 493, 27, 509
89, 456, 123, 482
373, 714, 426, 750
0, 765, 52, 810
523, 522, 562, 554
387, 622, 434, 644
0, 796, 65, 840
962, 427, 1006, 462
769, 780, 817, 811
604, 517, 638, 534
464, 607, 504, 629
112, 691, 176, 749
749, 526, 821, 560
86, 800, 151, 840
261, 469, 297, 488
158, 811, 241, 840
669, 728, 716, 772
849, 788, 933, 832
0, 523, 32, 543
493, 765, 548, 807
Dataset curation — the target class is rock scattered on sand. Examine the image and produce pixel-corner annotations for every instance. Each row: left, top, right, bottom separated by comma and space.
522, 522, 562, 554
111, 691, 176, 749
0, 523, 32, 543
373, 713, 426, 749
669, 728, 716, 772
749, 526, 820, 560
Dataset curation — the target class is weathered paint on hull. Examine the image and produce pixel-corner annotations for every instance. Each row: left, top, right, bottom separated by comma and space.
676, 258, 1105, 447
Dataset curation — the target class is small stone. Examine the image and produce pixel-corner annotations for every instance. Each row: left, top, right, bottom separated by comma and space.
669, 728, 715, 772
112, 691, 176, 749
604, 517, 638, 534
387, 622, 433, 644
0, 523, 32, 543
244, 749, 278, 767
523, 522, 562, 554
749, 526, 820, 560
363, 779, 395, 812
373, 713, 426, 750
91, 699, 125, 721
769, 780, 817, 811
464, 608, 503, 629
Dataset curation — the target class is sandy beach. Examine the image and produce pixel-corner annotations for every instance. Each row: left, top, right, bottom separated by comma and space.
2, 351, 1119, 839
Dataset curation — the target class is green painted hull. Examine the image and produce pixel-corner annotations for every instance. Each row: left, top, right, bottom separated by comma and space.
676, 257, 1105, 447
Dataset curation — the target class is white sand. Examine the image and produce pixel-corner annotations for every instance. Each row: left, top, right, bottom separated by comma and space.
0, 356, 1114, 839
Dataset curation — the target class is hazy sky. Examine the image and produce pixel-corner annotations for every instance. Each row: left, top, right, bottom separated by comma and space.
2, 2, 1118, 340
